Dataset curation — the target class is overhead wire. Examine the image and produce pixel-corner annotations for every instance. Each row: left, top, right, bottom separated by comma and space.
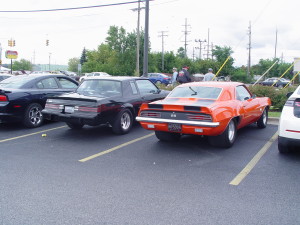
0, 1, 150, 13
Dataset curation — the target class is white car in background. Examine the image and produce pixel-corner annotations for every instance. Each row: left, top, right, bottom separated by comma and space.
79, 72, 110, 82
278, 85, 300, 153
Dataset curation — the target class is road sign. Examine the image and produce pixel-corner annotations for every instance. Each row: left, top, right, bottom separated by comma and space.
5, 50, 18, 59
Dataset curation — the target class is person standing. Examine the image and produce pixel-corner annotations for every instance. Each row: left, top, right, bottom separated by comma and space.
171, 67, 178, 86
204, 68, 215, 81
177, 65, 191, 84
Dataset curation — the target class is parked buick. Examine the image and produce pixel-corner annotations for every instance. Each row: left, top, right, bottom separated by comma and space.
42, 76, 169, 134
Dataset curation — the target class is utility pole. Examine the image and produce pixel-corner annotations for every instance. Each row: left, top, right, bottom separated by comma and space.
49, 53, 51, 71
158, 31, 168, 71
207, 28, 210, 60
131, 1, 145, 76
181, 18, 191, 58
274, 27, 278, 59
195, 39, 206, 60
247, 21, 251, 77
143, 0, 149, 76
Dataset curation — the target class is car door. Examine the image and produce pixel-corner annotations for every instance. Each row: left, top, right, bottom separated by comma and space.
236, 85, 260, 126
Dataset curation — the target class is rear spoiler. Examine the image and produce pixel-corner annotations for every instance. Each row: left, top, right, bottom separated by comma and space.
0, 89, 12, 94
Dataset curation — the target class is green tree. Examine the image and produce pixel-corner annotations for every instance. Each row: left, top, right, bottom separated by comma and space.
12, 59, 33, 71
80, 47, 87, 65
212, 45, 234, 76
68, 57, 80, 72
176, 47, 185, 58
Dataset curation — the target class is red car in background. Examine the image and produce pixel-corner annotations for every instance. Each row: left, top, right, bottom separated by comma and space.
136, 82, 271, 148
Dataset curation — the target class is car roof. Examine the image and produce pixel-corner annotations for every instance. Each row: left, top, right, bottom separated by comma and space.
84, 76, 149, 81
179, 81, 244, 88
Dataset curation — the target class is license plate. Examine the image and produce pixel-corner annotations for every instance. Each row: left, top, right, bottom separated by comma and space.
168, 123, 182, 132
64, 106, 74, 114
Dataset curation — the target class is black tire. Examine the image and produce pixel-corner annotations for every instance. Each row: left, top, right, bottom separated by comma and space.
155, 131, 181, 142
66, 122, 84, 129
208, 119, 237, 148
112, 109, 133, 134
257, 108, 268, 129
23, 103, 44, 128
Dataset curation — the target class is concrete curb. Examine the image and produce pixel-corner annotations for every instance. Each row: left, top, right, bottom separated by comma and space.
268, 117, 279, 125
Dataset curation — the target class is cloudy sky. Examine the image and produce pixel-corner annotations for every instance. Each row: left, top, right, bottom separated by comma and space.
0, 0, 299, 69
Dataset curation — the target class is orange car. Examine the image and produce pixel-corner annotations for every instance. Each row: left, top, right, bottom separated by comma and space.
136, 82, 271, 148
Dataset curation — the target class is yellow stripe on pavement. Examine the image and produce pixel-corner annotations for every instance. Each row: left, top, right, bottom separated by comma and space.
79, 133, 155, 162
0, 125, 67, 143
229, 131, 278, 186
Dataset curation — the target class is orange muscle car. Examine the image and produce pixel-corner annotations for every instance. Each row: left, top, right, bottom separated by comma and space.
136, 82, 271, 148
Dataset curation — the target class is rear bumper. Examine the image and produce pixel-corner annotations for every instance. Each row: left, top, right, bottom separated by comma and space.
136, 116, 225, 136
278, 136, 300, 148
43, 111, 103, 126
0, 113, 22, 123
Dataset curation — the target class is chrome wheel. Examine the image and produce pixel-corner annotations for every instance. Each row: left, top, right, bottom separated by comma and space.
228, 120, 236, 143
120, 112, 131, 130
29, 106, 43, 126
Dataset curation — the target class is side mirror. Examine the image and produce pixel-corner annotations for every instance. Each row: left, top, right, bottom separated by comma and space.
286, 92, 293, 98
252, 94, 256, 99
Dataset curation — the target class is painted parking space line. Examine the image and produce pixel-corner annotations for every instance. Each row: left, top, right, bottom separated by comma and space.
0, 125, 67, 143
79, 133, 155, 162
229, 131, 278, 186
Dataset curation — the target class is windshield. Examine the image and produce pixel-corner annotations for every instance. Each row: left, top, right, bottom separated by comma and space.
169, 86, 222, 99
0, 75, 33, 88
77, 79, 122, 97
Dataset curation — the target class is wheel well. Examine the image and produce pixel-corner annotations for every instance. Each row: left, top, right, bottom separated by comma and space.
233, 116, 241, 126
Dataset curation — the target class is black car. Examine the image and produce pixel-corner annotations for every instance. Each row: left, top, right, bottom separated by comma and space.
0, 74, 12, 81
0, 74, 79, 128
42, 76, 169, 134
262, 77, 290, 88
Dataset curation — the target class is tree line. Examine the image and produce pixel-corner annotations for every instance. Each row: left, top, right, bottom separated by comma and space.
9, 25, 294, 83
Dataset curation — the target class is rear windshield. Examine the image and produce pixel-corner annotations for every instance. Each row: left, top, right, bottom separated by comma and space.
77, 79, 122, 97
169, 86, 222, 99
0, 75, 33, 88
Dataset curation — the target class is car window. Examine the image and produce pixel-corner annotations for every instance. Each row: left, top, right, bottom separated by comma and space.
236, 85, 251, 101
77, 79, 121, 97
169, 86, 222, 99
136, 79, 159, 94
129, 81, 138, 95
36, 78, 59, 89
57, 77, 78, 89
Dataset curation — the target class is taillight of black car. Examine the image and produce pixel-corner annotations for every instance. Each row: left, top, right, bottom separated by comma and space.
0, 95, 8, 101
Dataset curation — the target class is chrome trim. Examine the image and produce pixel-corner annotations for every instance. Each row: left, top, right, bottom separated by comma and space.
136, 116, 220, 127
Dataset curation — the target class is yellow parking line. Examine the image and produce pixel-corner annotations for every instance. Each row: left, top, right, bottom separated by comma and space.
79, 133, 155, 162
0, 125, 67, 143
229, 131, 278, 186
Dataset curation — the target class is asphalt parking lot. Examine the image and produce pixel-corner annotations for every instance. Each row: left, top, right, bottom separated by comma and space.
0, 120, 299, 225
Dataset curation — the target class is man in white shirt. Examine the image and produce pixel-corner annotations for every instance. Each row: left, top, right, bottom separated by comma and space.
204, 68, 215, 81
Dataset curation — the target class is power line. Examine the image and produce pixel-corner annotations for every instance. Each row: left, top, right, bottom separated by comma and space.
0, 1, 151, 13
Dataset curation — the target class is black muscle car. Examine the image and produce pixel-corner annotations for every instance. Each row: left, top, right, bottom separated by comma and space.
0, 74, 79, 128
42, 76, 169, 134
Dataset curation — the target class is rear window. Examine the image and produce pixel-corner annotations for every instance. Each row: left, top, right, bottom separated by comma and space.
169, 86, 222, 99
0, 75, 33, 88
77, 79, 122, 97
